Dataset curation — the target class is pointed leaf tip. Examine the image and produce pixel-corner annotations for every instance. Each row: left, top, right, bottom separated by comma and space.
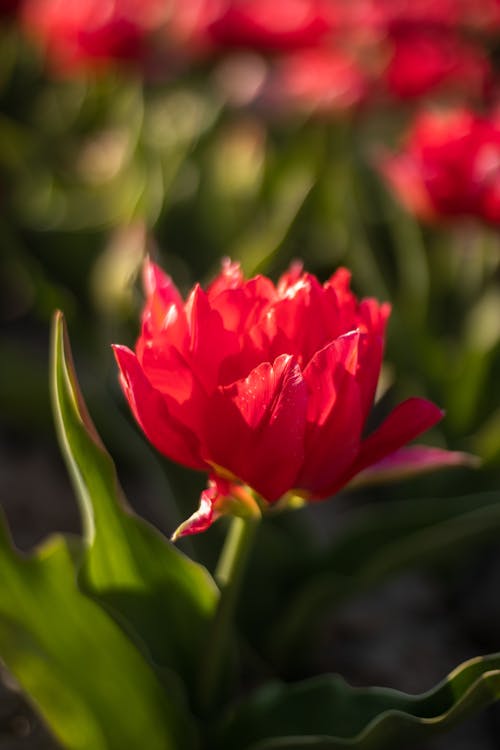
50, 312, 219, 691
51, 310, 105, 452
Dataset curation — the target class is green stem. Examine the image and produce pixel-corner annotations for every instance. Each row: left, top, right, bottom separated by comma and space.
198, 514, 259, 715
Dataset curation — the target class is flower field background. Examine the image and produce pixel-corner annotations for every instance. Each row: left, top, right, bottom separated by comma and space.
2, 1, 500, 748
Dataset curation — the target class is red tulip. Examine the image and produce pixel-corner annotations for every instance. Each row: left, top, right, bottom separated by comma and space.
205, 0, 337, 53
21, 0, 167, 74
114, 259, 453, 537
383, 27, 490, 100
164, 0, 337, 58
380, 108, 500, 224
264, 47, 368, 115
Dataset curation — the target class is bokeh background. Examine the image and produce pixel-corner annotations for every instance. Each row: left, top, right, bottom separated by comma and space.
2, 1, 500, 747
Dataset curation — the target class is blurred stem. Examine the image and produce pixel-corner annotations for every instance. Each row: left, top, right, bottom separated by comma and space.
380, 185, 429, 328
198, 513, 259, 715
322, 122, 390, 301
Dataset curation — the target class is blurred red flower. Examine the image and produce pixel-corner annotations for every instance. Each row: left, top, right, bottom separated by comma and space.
163, 0, 337, 59
114, 260, 450, 537
21, 0, 167, 73
350, 0, 499, 31
381, 108, 500, 223
383, 27, 491, 100
205, 0, 337, 52
264, 47, 368, 115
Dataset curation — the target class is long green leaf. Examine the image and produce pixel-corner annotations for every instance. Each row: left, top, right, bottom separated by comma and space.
217, 653, 500, 749
0, 520, 194, 750
50, 311, 218, 689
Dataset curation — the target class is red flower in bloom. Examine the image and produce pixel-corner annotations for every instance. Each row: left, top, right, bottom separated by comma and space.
205, 0, 337, 52
381, 108, 500, 224
21, 0, 166, 74
264, 47, 368, 115
383, 27, 491, 100
114, 260, 454, 537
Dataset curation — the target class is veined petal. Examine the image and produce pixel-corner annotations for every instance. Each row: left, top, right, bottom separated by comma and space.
303, 331, 360, 423
210, 275, 276, 335
138, 341, 208, 440
298, 333, 363, 493
210, 274, 278, 384
258, 274, 341, 366
138, 340, 200, 401
113, 345, 205, 470
203, 354, 308, 502
185, 284, 240, 392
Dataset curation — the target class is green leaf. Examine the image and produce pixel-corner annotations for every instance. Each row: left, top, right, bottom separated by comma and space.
217, 653, 500, 749
50, 311, 218, 689
322, 491, 500, 586
268, 491, 500, 662
0, 521, 194, 750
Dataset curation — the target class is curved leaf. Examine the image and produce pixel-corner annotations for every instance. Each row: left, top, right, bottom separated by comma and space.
217, 653, 500, 750
50, 311, 218, 689
0, 520, 193, 750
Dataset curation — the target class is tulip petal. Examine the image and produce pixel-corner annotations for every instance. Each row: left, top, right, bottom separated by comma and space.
113, 345, 205, 470
324, 267, 357, 326
210, 275, 276, 336
185, 284, 239, 392
204, 354, 308, 502
303, 331, 360, 423
298, 333, 363, 494
347, 445, 480, 489
355, 298, 391, 415
260, 274, 346, 366
350, 397, 445, 479
355, 331, 384, 417
171, 476, 262, 539
140, 260, 187, 346
276, 261, 304, 293
143, 259, 184, 307
206, 258, 244, 297
171, 486, 218, 541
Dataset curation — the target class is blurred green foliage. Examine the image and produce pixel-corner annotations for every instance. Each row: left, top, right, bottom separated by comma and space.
2, 9, 500, 746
